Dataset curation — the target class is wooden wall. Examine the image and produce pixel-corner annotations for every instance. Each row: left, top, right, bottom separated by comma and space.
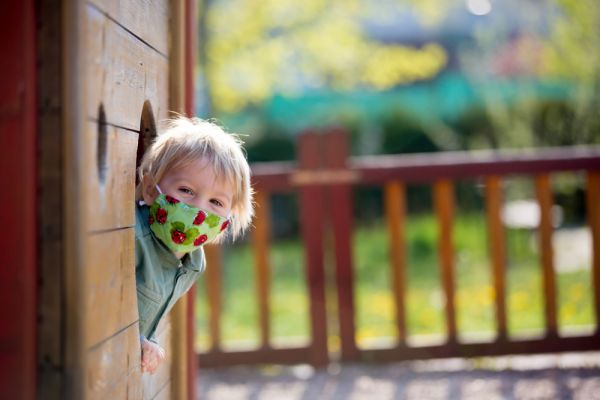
38, 0, 190, 399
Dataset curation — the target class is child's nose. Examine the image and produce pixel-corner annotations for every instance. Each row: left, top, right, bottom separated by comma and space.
195, 197, 214, 212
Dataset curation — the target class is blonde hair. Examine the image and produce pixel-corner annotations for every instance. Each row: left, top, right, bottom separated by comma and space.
136, 116, 254, 242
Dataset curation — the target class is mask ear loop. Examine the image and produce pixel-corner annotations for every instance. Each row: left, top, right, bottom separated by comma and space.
139, 184, 163, 206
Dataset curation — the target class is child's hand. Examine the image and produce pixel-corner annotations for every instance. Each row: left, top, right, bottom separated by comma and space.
141, 337, 166, 375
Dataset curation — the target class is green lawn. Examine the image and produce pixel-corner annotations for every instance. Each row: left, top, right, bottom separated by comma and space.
195, 214, 595, 351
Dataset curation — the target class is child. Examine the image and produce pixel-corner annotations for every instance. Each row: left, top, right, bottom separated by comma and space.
134, 116, 254, 374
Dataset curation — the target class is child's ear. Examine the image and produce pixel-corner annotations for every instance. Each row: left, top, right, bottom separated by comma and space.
142, 176, 158, 205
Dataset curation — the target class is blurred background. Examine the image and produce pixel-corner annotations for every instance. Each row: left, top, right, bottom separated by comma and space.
193, 0, 600, 354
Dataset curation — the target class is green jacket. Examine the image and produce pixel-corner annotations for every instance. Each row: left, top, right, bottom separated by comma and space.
135, 202, 205, 341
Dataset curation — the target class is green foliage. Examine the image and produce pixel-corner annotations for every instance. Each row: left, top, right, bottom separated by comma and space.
246, 132, 296, 162
381, 110, 439, 154
450, 106, 498, 149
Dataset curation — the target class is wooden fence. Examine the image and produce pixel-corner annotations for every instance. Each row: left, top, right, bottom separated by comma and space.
198, 129, 600, 368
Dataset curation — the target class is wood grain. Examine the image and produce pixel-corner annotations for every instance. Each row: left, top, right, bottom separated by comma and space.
385, 181, 407, 344
535, 174, 558, 337
88, 0, 169, 56
252, 190, 272, 348
484, 176, 508, 341
86, 323, 142, 400
587, 171, 600, 333
205, 246, 223, 351
85, 229, 137, 348
434, 180, 457, 343
83, 121, 139, 232
85, 4, 169, 131
142, 315, 173, 400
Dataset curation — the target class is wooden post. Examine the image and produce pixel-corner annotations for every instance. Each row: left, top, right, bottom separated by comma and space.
170, 0, 189, 397
586, 171, 600, 334
434, 180, 457, 344
535, 174, 558, 338
63, 0, 86, 398
385, 182, 408, 346
204, 247, 223, 352
253, 191, 272, 348
185, 0, 198, 398
485, 176, 508, 342
325, 128, 359, 361
297, 131, 329, 367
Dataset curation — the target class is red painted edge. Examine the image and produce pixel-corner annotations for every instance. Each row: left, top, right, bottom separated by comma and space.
0, 1, 37, 399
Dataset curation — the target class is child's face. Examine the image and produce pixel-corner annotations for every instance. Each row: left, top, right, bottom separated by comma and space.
143, 156, 234, 219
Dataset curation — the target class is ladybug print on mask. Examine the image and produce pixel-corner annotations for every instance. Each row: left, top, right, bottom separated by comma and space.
148, 186, 230, 254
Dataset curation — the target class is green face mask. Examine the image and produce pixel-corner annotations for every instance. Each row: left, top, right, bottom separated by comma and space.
148, 186, 230, 253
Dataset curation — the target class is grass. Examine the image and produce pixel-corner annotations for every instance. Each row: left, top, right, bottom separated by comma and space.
195, 213, 595, 351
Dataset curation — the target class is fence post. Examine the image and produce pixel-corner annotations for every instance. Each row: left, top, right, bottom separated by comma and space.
485, 176, 508, 343
586, 171, 600, 335
325, 128, 360, 361
297, 130, 329, 367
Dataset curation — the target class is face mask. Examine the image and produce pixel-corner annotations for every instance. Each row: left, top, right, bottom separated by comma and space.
148, 185, 230, 253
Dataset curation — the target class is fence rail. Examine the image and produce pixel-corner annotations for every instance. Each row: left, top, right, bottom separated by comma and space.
198, 129, 600, 368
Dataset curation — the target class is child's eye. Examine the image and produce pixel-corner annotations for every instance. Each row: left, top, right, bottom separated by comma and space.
210, 199, 223, 207
179, 187, 194, 195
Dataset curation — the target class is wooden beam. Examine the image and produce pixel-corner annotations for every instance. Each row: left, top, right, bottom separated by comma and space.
434, 180, 457, 344
385, 182, 407, 345
297, 132, 329, 367
253, 190, 272, 348
586, 171, 600, 334
535, 174, 558, 337
485, 176, 508, 341
326, 129, 359, 361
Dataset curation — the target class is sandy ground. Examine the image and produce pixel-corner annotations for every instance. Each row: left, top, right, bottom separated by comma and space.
197, 352, 600, 400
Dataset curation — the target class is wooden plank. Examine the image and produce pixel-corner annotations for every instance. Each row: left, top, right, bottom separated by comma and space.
586, 171, 600, 332
485, 176, 508, 341
184, 0, 198, 397
535, 174, 558, 337
63, 0, 87, 398
252, 191, 272, 348
85, 4, 169, 131
358, 334, 600, 363
297, 132, 329, 367
92, 375, 143, 400
88, 0, 169, 56
86, 323, 142, 400
204, 246, 223, 351
169, 295, 187, 400
85, 229, 137, 348
142, 316, 173, 400
353, 147, 600, 184
150, 382, 171, 400
83, 121, 139, 232
384, 181, 407, 345
433, 180, 457, 343
325, 129, 359, 361
37, 0, 67, 397
198, 347, 313, 368
169, 1, 190, 397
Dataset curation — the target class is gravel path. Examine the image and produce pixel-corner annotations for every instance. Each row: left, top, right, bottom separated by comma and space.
197, 352, 600, 399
